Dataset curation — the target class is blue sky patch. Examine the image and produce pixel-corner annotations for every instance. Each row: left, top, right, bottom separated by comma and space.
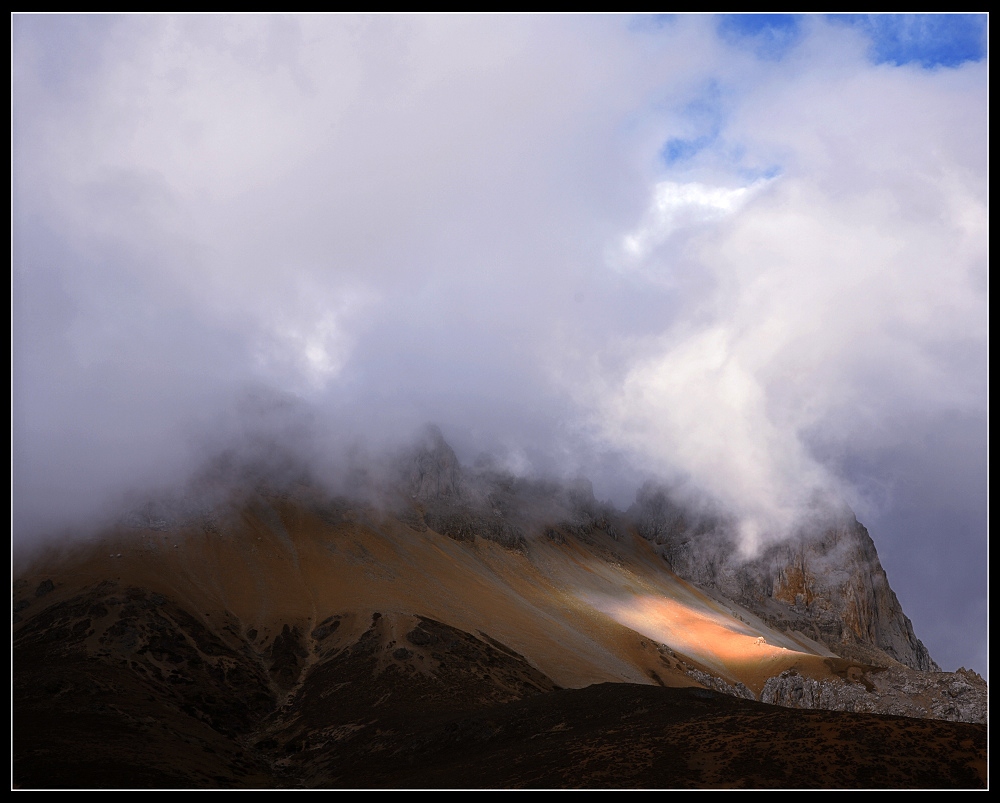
662, 135, 713, 166
659, 81, 725, 167
829, 14, 987, 68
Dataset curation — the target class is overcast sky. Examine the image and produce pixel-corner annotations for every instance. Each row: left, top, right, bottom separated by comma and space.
12, 14, 987, 677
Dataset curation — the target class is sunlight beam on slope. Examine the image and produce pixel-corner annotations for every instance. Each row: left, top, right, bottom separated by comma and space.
582, 591, 816, 681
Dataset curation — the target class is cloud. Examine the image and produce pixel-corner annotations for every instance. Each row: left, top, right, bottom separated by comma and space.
13, 15, 986, 572
589, 31, 986, 545
717, 14, 804, 62
616, 179, 770, 266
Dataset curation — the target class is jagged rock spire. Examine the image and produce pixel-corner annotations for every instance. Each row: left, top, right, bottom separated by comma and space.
405, 425, 463, 501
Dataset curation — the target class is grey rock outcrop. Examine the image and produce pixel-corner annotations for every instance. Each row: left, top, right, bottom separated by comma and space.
401, 427, 526, 549
685, 667, 756, 701
761, 666, 987, 724
399, 427, 624, 552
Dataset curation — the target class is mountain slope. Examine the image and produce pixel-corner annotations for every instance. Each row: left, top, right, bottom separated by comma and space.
12, 435, 988, 787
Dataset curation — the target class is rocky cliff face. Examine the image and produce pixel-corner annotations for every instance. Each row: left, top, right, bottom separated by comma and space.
629, 484, 939, 673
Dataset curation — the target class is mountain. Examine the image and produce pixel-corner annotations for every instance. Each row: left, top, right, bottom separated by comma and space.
12, 431, 987, 788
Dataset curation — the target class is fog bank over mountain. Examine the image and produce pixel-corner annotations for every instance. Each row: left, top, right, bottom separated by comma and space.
13, 15, 986, 677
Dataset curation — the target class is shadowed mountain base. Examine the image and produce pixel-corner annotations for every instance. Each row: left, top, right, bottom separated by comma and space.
14, 583, 985, 789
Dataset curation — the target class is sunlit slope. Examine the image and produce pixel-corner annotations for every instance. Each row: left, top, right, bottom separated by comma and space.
524, 525, 838, 693
14, 494, 839, 694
